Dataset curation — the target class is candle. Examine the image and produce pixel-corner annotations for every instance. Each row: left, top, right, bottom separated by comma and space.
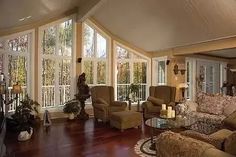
167, 106, 172, 118
171, 110, 175, 118
161, 104, 166, 110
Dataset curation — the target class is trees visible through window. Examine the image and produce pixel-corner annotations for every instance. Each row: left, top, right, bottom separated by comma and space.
116, 45, 148, 102
40, 19, 74, 108
0, 32, 32, 111
82, 23, 109, 86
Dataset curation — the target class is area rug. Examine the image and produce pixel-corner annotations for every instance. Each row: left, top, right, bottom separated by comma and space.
134, 137, 156, 157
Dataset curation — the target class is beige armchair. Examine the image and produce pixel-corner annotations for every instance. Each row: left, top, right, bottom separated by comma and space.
91, 86, 127, 122
142, 86, 176, 119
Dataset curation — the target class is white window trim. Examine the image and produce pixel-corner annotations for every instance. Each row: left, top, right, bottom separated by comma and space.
38, 15, 76, 112
186, 57, 226, 101
0, 29, 35, 99
113, 41, 151, 100
81, 19, 112, 86
152, 56, 168, 86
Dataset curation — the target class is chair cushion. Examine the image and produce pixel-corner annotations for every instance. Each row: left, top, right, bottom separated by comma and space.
147, 96, 164, 106
224, 131, 236, 155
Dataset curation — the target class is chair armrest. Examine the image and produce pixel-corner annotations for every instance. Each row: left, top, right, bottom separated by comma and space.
142, 101, 160, 113
111, 101, 127, 109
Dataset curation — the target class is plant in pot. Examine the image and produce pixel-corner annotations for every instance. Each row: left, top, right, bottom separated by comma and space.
129, 83, 139, 102
63, 99, 80, 120
10, 95, 40, 141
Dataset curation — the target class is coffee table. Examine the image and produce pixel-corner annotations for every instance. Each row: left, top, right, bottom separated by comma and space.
145, 117, 180, 150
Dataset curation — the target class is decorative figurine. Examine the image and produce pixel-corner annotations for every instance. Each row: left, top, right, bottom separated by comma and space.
76, 73, 90, 120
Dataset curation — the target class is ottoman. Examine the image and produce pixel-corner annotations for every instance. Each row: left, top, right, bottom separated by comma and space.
110, 111, 142, 131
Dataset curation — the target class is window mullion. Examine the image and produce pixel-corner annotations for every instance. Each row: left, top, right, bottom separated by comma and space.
54, 25, 60, 107
94, 31, 97, 85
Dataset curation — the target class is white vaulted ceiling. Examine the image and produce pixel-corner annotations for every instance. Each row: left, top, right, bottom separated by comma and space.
93, 0, 236, 52
1, 0, 236, 53
0, 0, 81, 29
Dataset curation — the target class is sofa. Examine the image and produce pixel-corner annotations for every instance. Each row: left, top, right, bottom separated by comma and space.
156, 130, 236, 157
142, 86, 176, 119
91, 86, 127, 122
177, 93, 236, 128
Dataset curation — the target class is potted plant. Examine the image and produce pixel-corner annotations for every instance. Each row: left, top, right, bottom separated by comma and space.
63, 99, 80, 120
129, 83, 139, 102
10, 95, 40, 141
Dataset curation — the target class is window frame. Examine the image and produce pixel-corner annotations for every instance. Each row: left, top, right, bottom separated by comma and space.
0, 29, 35, 112
81, 20, 112, 86
38, 15, 76, 112
152, 56, 168, 86
113, 41, 151, 101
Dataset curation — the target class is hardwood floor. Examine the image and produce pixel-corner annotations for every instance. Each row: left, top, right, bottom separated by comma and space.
5, 118, 153, 157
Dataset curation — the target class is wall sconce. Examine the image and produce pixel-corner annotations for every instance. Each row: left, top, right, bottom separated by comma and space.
173, 64, 186, 75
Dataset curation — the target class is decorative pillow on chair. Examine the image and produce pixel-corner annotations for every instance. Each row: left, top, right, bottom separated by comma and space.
96, 98, 109, 106
224, 131, 236, 155
147, 96, 164, 106
197, 93, 224, 115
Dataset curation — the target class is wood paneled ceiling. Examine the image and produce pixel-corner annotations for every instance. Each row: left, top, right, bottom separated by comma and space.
93, 0, 236, 52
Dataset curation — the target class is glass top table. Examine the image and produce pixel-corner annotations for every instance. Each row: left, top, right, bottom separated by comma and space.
145, 117, 182, 151
145, 117, 177, 130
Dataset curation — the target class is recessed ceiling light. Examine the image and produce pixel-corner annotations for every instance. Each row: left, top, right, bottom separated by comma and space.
19, 18, 25, 21
19, 15, 32, 22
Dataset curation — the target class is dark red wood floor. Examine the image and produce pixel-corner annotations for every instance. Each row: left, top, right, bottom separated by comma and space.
5, 118, 152, 157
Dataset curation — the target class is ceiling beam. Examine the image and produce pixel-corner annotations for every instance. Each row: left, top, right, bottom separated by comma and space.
172, 36, 236, 55
77, 0, 106, 22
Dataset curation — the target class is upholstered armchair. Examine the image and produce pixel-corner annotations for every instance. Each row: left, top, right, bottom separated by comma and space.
91, 86, 127, 122
142, 86, 176, 119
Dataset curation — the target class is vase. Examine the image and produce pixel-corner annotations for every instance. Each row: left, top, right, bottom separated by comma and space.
18, 127, 33, 141
68, 113, 75, 120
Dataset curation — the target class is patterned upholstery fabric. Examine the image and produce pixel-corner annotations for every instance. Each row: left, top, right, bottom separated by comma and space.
91, 86, 127, 122
142, 86, 176, 119
156, 131, 215, 157
181, 130, 224, 149
179, 93, 236, 132
197, 94, 225, 115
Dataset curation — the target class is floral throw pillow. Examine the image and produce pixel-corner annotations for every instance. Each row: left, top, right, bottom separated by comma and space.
197, 93, 224, 115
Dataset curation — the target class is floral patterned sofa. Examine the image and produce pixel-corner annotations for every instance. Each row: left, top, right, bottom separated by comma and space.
177, 93, 236, 128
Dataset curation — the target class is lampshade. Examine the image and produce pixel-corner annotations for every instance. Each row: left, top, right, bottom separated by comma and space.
178, 83, 188, 89
12, 83, 22, 94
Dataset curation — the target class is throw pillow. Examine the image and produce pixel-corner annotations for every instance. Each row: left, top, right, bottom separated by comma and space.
197, 93, 224, 115
224, 131, 236, 155
223, 111, 236, 130
147, 96, 164, 106
96, 98, 109, 106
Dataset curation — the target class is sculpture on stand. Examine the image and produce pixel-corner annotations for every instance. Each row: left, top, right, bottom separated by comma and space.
76, 73, 90, 120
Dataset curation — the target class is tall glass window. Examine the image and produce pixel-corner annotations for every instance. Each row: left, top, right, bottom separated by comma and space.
116, 45, 148, 101
39, 18, 75, 108
0, 32, 33, 111
82, 22, 109, 86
